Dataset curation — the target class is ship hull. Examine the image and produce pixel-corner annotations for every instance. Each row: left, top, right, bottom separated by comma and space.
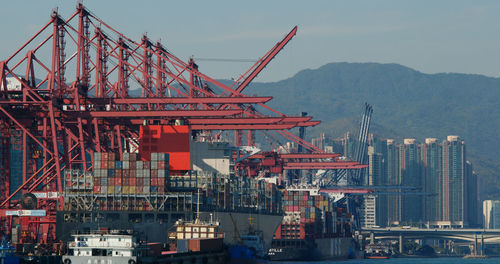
268, 237, 352, 261
56, 210, 282, 249
64, 252, 227, 264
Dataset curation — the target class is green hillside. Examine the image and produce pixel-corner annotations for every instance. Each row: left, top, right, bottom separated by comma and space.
246, 62, 500, 200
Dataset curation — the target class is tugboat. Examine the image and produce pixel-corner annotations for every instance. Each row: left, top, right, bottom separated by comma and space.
228, 229, 268, 264
227, 212, 269, 264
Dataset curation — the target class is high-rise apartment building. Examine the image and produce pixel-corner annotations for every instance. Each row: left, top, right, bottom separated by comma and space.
361, 146, 386, 227
422, 138, 442, 222
466, 161, 479, 227
400, 139, 423, 223
441, 135, 466, 227
385, 139, 401, 225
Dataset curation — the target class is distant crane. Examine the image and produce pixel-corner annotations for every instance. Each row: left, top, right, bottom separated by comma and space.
318, 103, 373, 186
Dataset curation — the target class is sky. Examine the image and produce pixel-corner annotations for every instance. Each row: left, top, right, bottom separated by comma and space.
1, 0, 500, 82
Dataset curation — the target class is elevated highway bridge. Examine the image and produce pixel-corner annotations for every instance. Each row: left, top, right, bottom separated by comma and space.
361, 227, 500, 253
362, 227, 500, 243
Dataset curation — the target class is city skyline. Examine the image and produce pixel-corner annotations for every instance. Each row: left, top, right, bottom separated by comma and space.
311, 132, 480, 228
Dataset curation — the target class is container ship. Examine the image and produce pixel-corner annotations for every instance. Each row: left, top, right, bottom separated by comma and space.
56, 128, 283, 251
268, 187, 354, 261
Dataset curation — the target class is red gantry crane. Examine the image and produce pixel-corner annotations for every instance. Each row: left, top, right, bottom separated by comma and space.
0, 4, 366, 247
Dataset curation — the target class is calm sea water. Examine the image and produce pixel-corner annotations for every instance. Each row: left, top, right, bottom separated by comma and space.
274, 257, 500, 264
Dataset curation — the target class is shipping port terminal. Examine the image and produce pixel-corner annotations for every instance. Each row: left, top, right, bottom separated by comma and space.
0, 3, 370, 263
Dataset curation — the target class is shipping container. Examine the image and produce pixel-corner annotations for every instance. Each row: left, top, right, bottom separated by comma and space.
188, 238, 223, 252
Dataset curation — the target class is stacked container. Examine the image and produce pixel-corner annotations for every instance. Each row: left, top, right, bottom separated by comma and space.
274, 188, 351, 240
92, 152, 169, 196
64, 152, 283, 215
195, 171, 282, 214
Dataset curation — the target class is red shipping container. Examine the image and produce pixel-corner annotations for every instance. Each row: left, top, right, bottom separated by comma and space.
137, 178, 143, 186
129, 178, 136, 186
158, 179, 165, 186
144, 162, 150, 169
158, 161, 165, 169
139, 125, 189, 170
102, 153, 108, 160
123, 170, 129, 178
151, 169, 158, 177
151, 178, 158, 186
188, 238, 223, 252
101, 160, 108, 169
130, 162, 136, 169
130, 170, 136, 177
93, 186, 100, 193
116, 169, 122, 177
157, 186, 164, 193
123, 178, 129, 186
115, 178, 122, 186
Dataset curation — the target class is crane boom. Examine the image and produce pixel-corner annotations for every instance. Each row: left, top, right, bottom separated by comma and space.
234, 26, 298, 94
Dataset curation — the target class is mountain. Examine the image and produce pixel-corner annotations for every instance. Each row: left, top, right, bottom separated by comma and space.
244, 62, 500, 200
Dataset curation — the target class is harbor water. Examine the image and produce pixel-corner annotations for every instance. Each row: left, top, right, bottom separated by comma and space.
273, 257, 500, 264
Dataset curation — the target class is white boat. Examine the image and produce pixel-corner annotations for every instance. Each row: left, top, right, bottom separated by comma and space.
62, 230, 147, 264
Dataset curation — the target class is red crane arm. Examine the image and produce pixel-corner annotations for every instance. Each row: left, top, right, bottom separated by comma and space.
279, 153, 341, 159
234, 26, 298, 94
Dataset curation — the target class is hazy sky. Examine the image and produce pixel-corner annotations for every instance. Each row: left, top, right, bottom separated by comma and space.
1, 0, 500, 82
